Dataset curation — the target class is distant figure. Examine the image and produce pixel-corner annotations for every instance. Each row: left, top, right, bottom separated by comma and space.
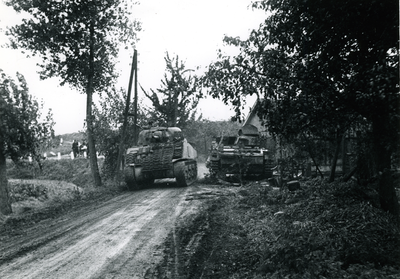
80, 140, 88, 157
72, 140, 79, 158
60, 138, 63, 146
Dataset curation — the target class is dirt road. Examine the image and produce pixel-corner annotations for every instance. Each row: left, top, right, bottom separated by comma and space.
0, 182, 216, 279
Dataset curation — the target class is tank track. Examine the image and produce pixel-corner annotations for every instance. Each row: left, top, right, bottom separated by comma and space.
175, 160, 197, 187
209, 160, 220, 177
264, 160, 275, 179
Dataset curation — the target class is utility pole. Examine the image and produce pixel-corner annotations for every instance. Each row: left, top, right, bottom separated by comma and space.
133, 50, 138, 145
115, 49, 137, 179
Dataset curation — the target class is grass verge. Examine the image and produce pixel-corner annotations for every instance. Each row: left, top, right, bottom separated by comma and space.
3, 158, 122, 227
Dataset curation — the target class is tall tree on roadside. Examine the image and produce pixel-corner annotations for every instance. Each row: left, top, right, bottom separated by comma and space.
5, 0, 141, 186
142, 52, 201, 128
202, 0, 399, 214
0, 70, 54, 215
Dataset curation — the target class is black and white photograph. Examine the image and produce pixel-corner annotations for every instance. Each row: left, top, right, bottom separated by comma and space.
0, 0, 399, 278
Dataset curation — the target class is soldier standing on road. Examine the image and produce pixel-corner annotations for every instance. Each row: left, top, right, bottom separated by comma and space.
72, 140, 79, 158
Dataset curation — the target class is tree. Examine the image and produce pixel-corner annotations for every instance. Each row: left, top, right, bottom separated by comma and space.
202, 0, 399, 214
142, 52, 201, 128
0, 70, 54, 215
183, 119, 242, 157
5, 0, 141, 186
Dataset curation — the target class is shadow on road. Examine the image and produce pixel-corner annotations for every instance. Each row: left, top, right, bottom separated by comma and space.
150, 179, 181, 189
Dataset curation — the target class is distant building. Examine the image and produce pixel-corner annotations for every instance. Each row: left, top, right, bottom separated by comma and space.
241, 99, 276, 153
242, 99, 268, 137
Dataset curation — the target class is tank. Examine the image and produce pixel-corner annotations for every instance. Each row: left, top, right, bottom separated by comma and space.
207, 124, 275, 181
124, 127, 197, 189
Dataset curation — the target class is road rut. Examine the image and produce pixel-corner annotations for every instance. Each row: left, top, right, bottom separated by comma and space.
0, 186, 191, 279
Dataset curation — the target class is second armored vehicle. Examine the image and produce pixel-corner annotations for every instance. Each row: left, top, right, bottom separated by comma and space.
207, 124, 275, 180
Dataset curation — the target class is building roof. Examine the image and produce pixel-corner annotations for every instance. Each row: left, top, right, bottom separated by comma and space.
243, 99, 267, 134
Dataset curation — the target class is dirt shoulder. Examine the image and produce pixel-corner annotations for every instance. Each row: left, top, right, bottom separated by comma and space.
156, 180, 400, 278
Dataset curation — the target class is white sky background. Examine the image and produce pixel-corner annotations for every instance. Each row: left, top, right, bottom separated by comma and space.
0, 0, 265, 135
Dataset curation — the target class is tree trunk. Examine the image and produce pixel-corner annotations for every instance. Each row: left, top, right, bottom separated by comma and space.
329, 133, 343, 183
302, 133, 324, 178
86, 17, 102, 187
173, 93, 178, 126
0, 151, 12, 215
87, 108, 102, 187
343, 166, 357, 182
372, 117, 399, 215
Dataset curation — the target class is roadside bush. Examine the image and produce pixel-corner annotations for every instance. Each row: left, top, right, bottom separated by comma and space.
9, 182, 48, 203
39, 159, 93, 188
253, 179, 400, 277
192, 179, 400, 278
6, 160, 40, 179
7, 158, 100, 188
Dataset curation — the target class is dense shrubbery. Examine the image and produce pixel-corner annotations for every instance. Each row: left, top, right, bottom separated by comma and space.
191, 179, 400, 278
6, 158, 100, 188
3, 157, 119, 225
9, 182, 49, 203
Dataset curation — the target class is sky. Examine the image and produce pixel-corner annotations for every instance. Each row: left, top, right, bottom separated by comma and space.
0, 0, 265, 135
